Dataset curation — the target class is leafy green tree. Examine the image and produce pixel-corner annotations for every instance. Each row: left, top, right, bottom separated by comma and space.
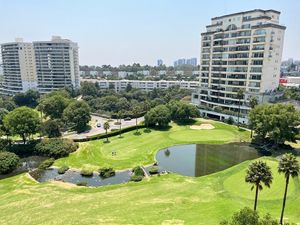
4, 106, 40, 144
249, 104, 300, 145
39, 93, 71, 119
0, 151, 20, 174
236, 89, 244, 127
220, 207, 279, 225
80, 81, 98, 97
245, 161, 273, 211
43, 120, 62, 138
103, 121, 110, 142
63, 101, 91, 133
145, 105, 171, 128
167, 100, 199, 121
278, 153, 299, 225
13, 89, 40, 108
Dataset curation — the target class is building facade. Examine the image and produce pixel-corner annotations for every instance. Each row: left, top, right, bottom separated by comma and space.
0, 36, 80, 95
81, 79, 199, 92
192, 9, 285, 123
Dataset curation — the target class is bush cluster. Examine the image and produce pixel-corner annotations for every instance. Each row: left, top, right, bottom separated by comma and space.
38, 158, 55, 170
98, 167, 115, 178
149, 166, 159, 175
80, 169, 93, 177
130, 166, 145, 182
57, 166, 69, 174
35, 138, 78, 159
0, 151, 20, 174
130, 175, 143, 182
76, 181, 87, 186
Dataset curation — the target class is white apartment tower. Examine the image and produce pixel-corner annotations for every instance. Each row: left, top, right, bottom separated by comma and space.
0, 36, 80, 95
192, 9, 285, 122
1, 38, 37, 94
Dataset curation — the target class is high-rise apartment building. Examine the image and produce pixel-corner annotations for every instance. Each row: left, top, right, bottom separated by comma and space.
0, 36, 80, 95
192, 9, 285, 123
1, 38, 37, 94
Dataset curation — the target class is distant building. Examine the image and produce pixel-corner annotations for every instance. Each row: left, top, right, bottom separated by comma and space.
186, 57, 197, 66
103, 71, 112, 76
0, 36, 80, 95
157, 59, 163, 66
174, 58, 197, 67
118, 71, 127, 78
89, 71, 98, 76
137, 70, 150, 76
81, 79, 199, 92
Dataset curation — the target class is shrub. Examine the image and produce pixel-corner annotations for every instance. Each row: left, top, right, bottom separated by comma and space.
76, 181, 87, 186
132, 166, 144, 176
0, 151, 20, 174
130, 175, 143, 182
42, 119, 62, 138
149, 166, 159, 175
38, 158, 55, 170
80, 169, 93, 177
98, 167, 115, 178
35, 138, 78, 159
58, 166, 69, 174
226, 117, 234, 125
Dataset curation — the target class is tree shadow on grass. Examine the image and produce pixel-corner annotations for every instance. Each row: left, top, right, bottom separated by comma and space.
174, 119, 197, 126
103, 140, 111, 144
151, 125, 172, 132
134, 131, 142, 136
143, 128, 152, 133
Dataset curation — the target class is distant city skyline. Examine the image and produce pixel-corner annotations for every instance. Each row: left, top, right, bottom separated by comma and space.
0, 0, 299, 66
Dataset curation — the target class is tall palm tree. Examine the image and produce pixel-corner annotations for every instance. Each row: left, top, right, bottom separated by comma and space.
132, 105, 140, 133
236, 89, 244, 128
278, 153, 299, 225
245, 161, 273, 211
249, 97, 258, 138
103, 121, 110, 142
117, 111, 123, 138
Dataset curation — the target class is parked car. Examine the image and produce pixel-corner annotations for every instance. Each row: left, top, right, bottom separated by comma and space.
124, 117, 131, 121
96, 123, 101, 127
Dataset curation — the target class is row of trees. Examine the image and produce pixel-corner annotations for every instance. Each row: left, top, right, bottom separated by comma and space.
245, 154, 299, 224
145, 101, 200, 127
249, 103, 300, 145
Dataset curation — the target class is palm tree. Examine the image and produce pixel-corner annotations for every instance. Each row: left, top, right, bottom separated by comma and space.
103, 121, 110, 142
249, 97, 258, 138
132, 105, 140, 133
245, 161, 273, 211
278, 153, 299, 225
236, 89, 244, 128
117, 111, 123, 138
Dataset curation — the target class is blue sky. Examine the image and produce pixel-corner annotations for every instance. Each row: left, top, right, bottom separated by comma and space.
0, 0, 299, 66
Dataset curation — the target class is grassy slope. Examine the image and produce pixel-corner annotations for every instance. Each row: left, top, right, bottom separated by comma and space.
55, 120, 250, 170
0, 158, 299, 225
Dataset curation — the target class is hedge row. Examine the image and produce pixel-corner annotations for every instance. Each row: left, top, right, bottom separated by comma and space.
73, 125, 146, 142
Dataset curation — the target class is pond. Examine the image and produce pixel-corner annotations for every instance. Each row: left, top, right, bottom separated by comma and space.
156, 143, 260, 177
30, 168, 132, 187
0, 156, 48, 179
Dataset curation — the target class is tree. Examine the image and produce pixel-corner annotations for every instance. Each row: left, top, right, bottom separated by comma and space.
249, 104, 300, 145
278, 153, 299, 225
63, 101, 91, 133
43, 120, 62, 138
0, 151, 20, 174
4, 106, 41, 144
245, 161, 273, 211
145, 105, 171, 128
117, 110, 124, 137
39, 93, 71, 119
13, 89, 40, 108
132, 105, 141, 133
236, 89, 244, 127
220, 207, 279, 225
80, 81, 98, 97
103, 121, 110, 142
167, 100, 199, 121
249, 97, 258, 138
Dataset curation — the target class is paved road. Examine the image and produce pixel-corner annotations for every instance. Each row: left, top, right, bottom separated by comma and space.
64, 115, 144, 140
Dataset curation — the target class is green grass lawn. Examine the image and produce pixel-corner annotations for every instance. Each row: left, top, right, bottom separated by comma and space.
0, 119, 299, 225
55, 119, 250, 170
0, 157, 299, 225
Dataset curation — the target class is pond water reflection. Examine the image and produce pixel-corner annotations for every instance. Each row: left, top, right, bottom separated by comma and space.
156, 143, 260, 177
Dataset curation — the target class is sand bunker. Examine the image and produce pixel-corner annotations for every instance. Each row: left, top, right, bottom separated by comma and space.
190, 123, 215, 130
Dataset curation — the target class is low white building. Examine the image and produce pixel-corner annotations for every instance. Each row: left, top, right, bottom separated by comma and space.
90, 70, 98, 76
118, 71, 127, 78
81, 79, 199, 92
137, 70, 150, 76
